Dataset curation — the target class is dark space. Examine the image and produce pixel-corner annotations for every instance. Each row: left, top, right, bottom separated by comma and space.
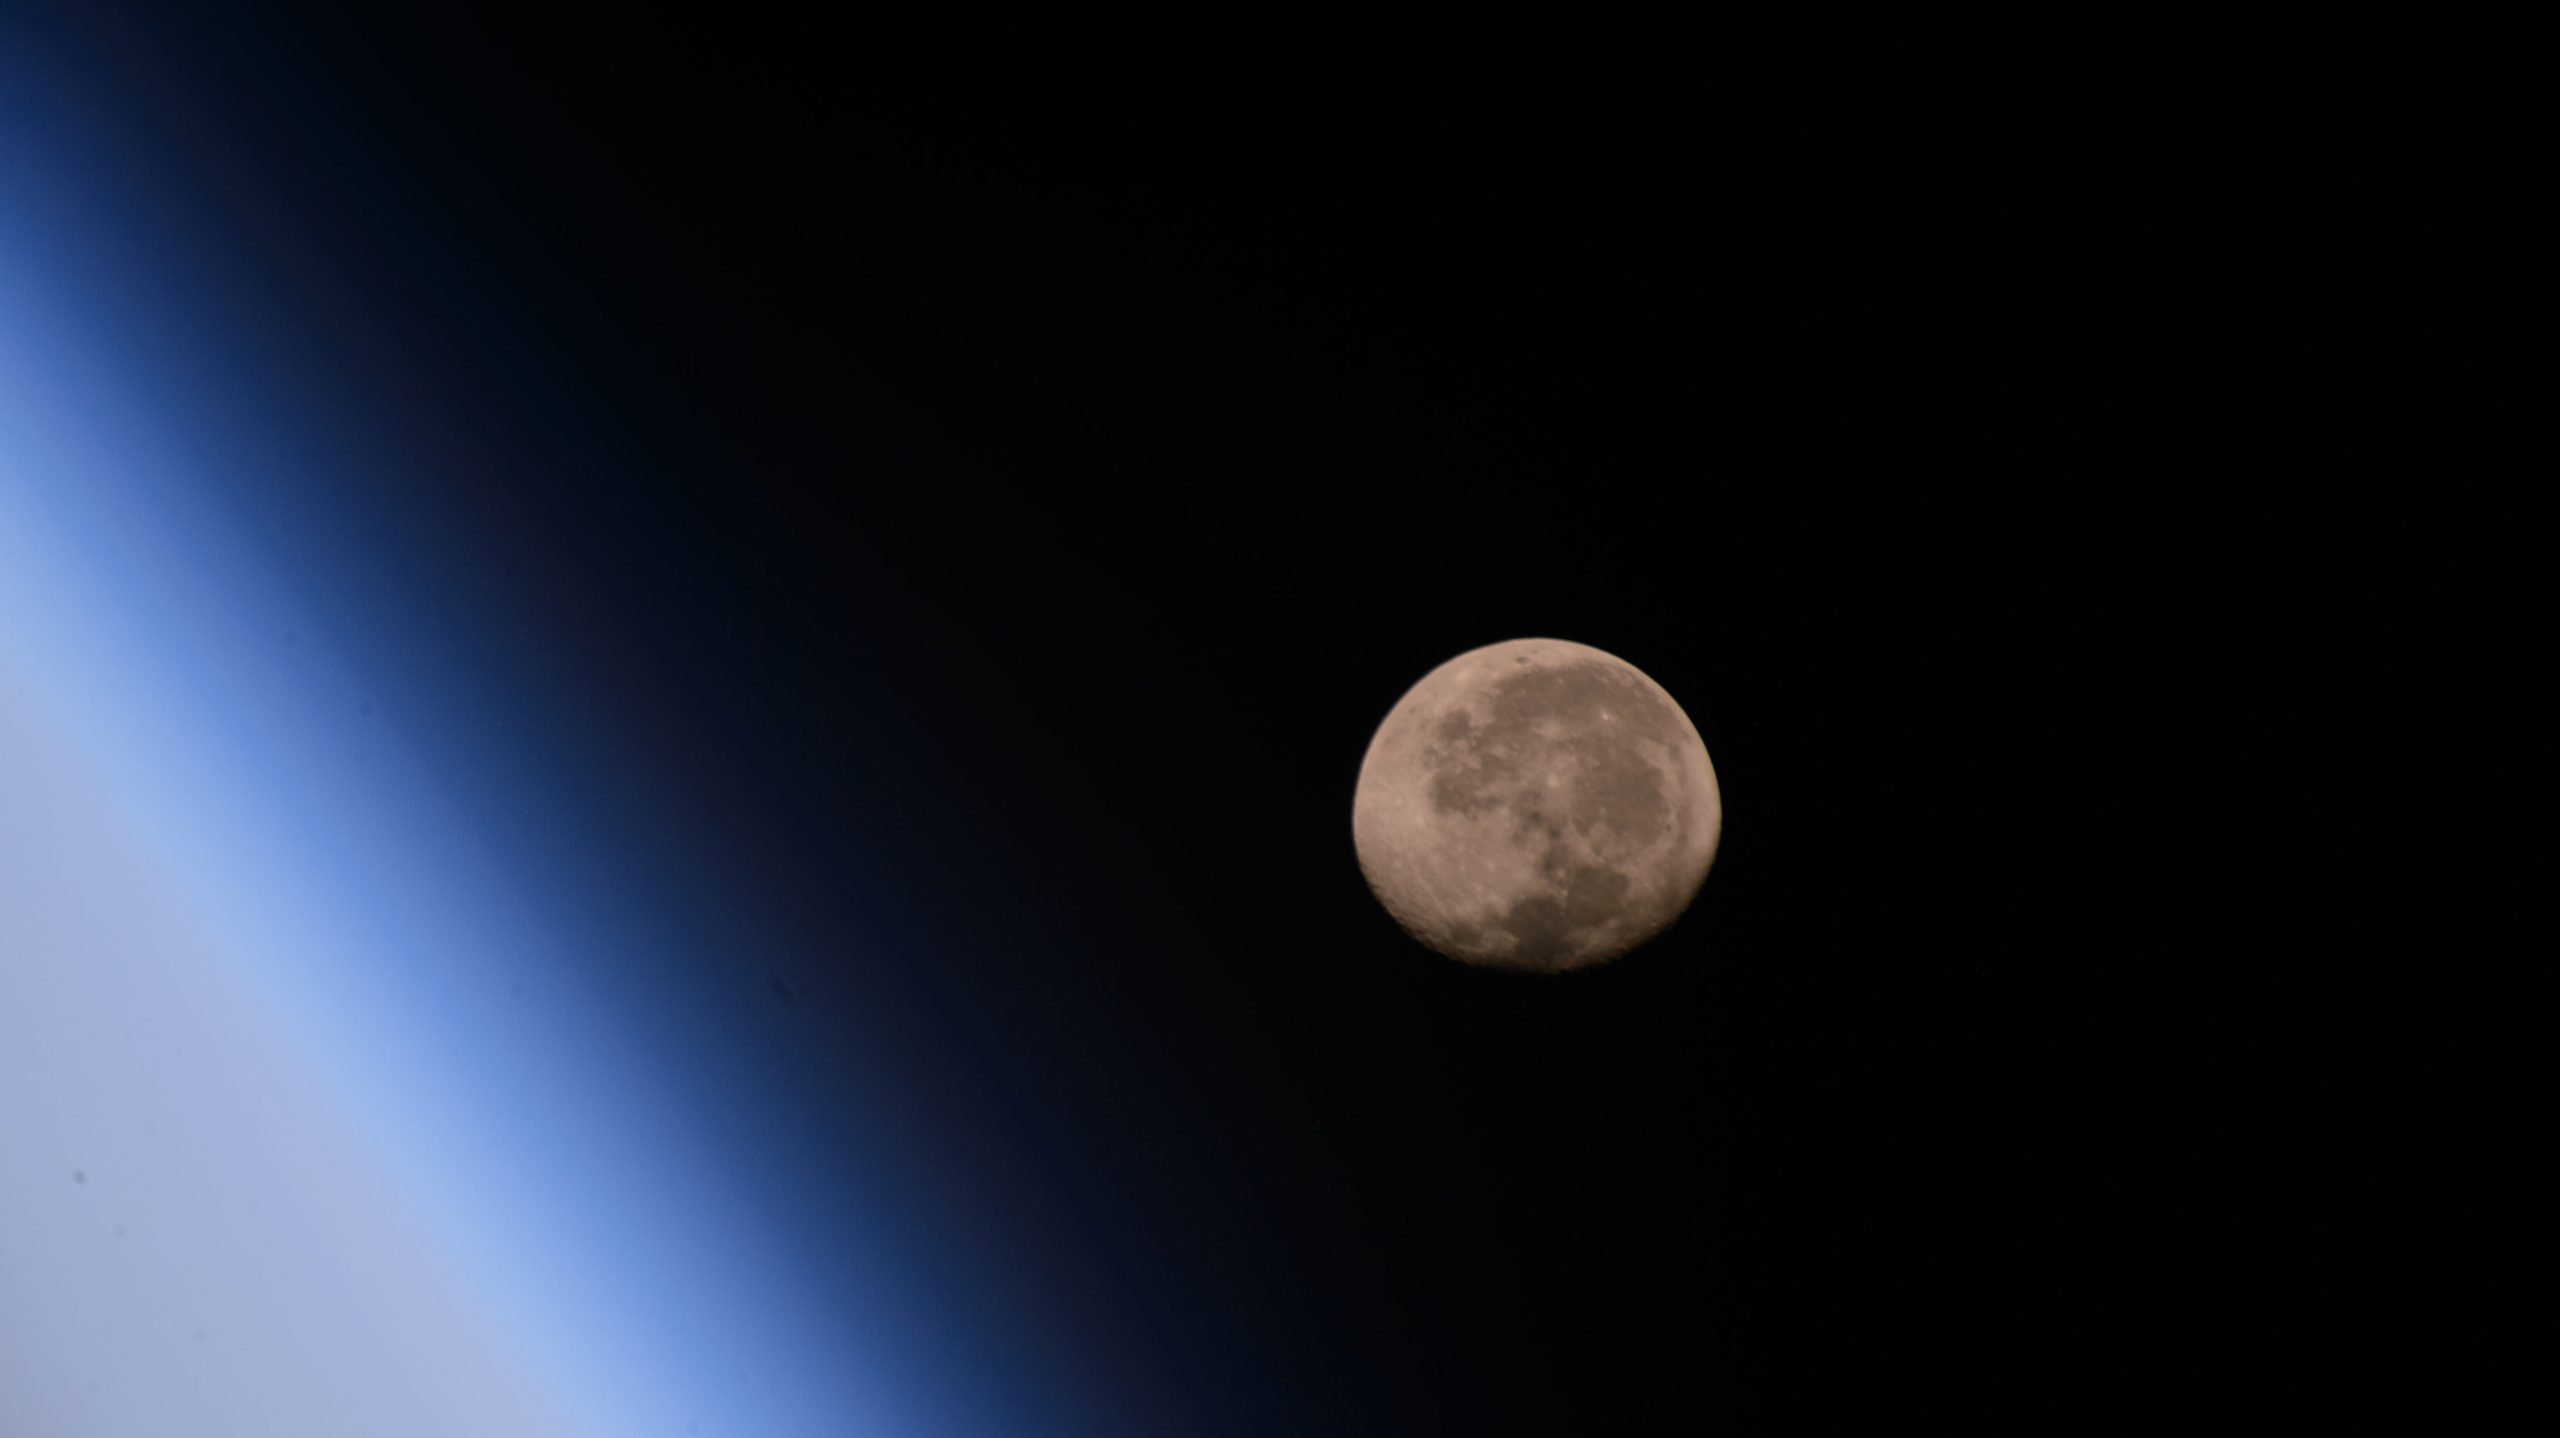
7, 8, 2228, 1434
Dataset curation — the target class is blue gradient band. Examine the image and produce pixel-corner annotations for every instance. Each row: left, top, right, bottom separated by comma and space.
1, 32, 961, 1438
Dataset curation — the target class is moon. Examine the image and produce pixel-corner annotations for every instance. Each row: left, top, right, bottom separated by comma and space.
1352, 638, 1721, 973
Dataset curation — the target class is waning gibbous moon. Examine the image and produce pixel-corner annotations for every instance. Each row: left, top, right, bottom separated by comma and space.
1351, 638, 1721, 973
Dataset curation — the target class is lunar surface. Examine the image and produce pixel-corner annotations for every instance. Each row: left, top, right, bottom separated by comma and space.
1352, 638, 1721, 973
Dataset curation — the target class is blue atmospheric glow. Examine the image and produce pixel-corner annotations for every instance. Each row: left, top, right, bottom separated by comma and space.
0, 43, 944, 1438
